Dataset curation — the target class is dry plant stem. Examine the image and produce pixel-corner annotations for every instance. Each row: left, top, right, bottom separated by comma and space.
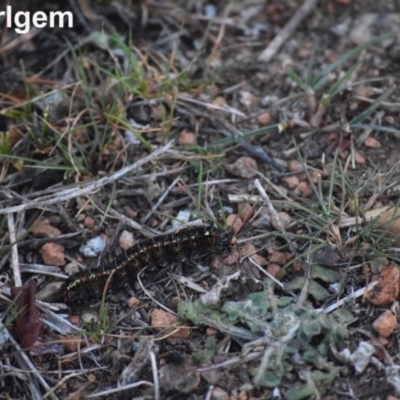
197, 313, 257, 341
150, 348, 160, 400
155, 327, 187, 341
204, 197, 216, 221
177, 96, 245, 117
86, 381, 154, 398
248, 258, 286, 291
0, 142, 174, 215
228, 194, 268, 203
142, 174, 182, 223
297, 262, 312, 307
190, 178, 239, 187
207, 3, 231, 65
350, 134, 356, 170
136, 269, 177, 316
356, 110, 385, 145
176, 178, 197, 205
172, 274, 207, 293
309, 98, 326, 128
43, 371, 92, 400
353, 96, 400, 113
37, 304, 81, 335
58, 344, 102, 363
216, 117, 285, 172
203, 180, 216, 221
253, 178, 298, 256
229, 194, 296, 210
255, 172, 294, 202
362, 184, 382, 214
0, 320, 56, 398
205, 386, 214, 400
19, 263, 67, 278
197, 351, 263, 372
102, 268, 117, 305
249, 258, 297, 297
258, 0, 320, 62
318, 280, 378, 314
253, 346, 276, 387
338, 206, 389, 228
7, 213, 22, 287
0, 83, 78, 114
100, 208, 157, 237
0, 28, 42, 56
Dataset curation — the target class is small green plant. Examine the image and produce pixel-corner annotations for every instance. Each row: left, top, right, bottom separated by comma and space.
0, 131, 12, 155
284, 31, 399, 132
83, 301, 112, 343
193, 336, 218, 363
178, 282, 353, 393
82, 271, 115, 342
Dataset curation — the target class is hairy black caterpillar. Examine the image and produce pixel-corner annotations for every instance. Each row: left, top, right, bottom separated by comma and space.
61, 224, 233, 307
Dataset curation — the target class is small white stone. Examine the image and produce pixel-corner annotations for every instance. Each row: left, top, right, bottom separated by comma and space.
79, 236, 106, 257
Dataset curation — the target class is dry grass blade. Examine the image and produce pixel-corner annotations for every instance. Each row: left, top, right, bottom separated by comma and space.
0, 142, 174, 215
7, 213, 22, 287
0, 320, 56, 398
258, 0, 320, 62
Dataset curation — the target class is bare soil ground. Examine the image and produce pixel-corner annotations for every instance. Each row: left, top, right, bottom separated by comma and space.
2, 1, 400, 399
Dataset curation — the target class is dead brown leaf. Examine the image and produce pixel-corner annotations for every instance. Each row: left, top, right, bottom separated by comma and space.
364, 136, 382, 148
10, 279, 42, 348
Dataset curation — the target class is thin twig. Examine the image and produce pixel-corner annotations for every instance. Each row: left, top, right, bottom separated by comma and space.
258, 0, 320, 62
177, 96, 245, 116
205, 386, 214, 400
136, 269, 177, 315
0, 142, 174, 215
7, 213, 22, 287
248, 258, 295, 296
142, 174, 182, 223
149, 347, 160, 400
197, 351, 263, 372
215, 117, 286, 172
107, 208, 159, 237
0, 319, 58, 399
86, 381, 154, 398
318, 281, 378, 314
253, 178, 298, 257
43, 371, 95, 400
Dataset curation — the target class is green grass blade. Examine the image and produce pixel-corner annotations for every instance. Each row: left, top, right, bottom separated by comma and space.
350, 123, 400, 139
285, 68, 311, 92
349, 86, 394, 126
326, 62, 362, 97
314, 31, 398, 88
